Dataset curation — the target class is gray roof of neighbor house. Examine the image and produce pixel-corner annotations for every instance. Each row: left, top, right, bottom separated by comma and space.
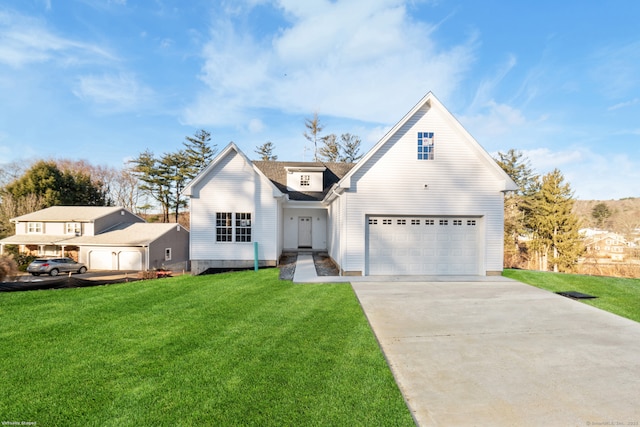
0, 223, 187, 247
63, 223, 187, 246
253, 161, 356, 201
10, 206, 136, 223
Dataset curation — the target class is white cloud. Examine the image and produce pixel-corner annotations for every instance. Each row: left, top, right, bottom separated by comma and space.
183, 0, 475, 126
248, 118, 265, 133
519, 147, 640, 200
0, 10, 115, 68
73, 73, 155, 112
590, 41, 640, 99
608, 98, 640, 111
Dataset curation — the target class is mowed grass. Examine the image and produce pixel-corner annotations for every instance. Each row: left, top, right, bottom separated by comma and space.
0, 269, 413, 426
504, 269, 640, 323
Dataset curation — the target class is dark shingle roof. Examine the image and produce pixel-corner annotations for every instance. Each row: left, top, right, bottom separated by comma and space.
253, 161, 355, 201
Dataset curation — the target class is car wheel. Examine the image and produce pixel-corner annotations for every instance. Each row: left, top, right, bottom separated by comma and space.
78, 266, 87, 274
49, 269, 59, 277
31, 273, 40, 276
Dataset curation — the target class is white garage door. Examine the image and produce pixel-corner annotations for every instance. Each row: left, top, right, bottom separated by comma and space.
367, 216, 480, 275
89, 250, 113, 270
119, 251, 142, 270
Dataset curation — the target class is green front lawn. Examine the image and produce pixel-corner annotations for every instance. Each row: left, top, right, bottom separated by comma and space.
0, 269, 413, 426
504, 269, 640, 323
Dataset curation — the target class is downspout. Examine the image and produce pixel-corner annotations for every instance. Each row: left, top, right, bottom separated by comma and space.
329, 186, 345, 277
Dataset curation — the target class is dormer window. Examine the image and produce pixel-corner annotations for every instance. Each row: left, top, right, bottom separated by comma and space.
285, 166, 326, 192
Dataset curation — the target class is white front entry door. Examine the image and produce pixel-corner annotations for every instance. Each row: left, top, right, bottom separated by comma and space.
298, 217, 312, 248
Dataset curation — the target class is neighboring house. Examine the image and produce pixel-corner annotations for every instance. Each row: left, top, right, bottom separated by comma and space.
583, 232, 628, 261
184, 92, 518, 276
0, 206, 189, 271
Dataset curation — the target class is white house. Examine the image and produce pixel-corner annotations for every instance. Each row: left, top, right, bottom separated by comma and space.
184, 92, 517, 276
0, 206, 189, 271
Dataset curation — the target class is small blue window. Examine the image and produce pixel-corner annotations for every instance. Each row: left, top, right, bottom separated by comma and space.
417, 132, 434, 160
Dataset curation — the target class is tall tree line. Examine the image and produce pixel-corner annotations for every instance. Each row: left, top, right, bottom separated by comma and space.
496, 149, 583, 272
303, 113, 363, 163
129, 129, 217, 223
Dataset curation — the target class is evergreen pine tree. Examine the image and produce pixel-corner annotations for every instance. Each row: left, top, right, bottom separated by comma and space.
525, 169, 583, 272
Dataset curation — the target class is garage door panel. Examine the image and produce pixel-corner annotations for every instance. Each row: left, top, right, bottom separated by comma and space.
119, 251, 142, 270
368, 216, 480, 275
89, 251, 112, 270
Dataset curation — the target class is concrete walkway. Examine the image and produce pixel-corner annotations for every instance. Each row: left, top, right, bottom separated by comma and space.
292, 254, 640, 426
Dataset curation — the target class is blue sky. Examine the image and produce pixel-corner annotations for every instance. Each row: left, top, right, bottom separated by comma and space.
1, 0, 639, 200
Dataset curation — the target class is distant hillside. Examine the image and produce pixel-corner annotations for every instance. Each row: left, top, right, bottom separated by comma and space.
573, 198, 640, 236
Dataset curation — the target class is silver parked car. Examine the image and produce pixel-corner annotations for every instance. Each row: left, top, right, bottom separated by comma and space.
27, 257, 88, 276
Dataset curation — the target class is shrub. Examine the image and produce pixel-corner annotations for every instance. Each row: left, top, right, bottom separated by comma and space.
0, 255, 18, 281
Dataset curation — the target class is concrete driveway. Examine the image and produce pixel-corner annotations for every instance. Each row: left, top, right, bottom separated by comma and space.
352, 278, 640, 426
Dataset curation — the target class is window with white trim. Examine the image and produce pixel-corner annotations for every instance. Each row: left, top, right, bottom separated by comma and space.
216, 212, 232, 242
165, 248, 172, 261
235, 213, 252, 242
453, 219, 463, 226
368, 218, 378, 225
27, 222, 43, 233
66, 222, 81, 235
439, 219, 448, 226
300, 174, 310, 187
425, 219, 435, 225
467, 220, 476, 226
417, 132, 434, 160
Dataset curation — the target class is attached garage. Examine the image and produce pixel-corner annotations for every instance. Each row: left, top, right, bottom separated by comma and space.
366, 216, 482, 275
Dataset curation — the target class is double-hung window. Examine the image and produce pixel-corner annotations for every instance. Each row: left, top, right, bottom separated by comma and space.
66, 222, 81, 235
216, 212, 232, 242
216, 212, 252, 242
417, 132, 434, 160
235, 213, 252, 242
27, 222, 43, 233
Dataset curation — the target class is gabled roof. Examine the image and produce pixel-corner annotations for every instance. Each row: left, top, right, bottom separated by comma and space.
0, 223, 187, 247
63, 222, 187, 246
324, 92, 518, 202
10, 206, 133, 223
253, 161, 355, 201
183, 142, 283, 198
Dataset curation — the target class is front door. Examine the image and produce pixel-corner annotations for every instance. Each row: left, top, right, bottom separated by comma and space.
298, 217, 312, 248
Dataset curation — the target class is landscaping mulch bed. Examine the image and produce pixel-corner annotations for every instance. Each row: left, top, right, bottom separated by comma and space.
278, 252, 340, 280
312, 252, 340, 276
278, 252, 297, 280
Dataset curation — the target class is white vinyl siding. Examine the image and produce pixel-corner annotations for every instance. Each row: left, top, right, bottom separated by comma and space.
189, 151, 279, 263
329, 102, 505, 275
